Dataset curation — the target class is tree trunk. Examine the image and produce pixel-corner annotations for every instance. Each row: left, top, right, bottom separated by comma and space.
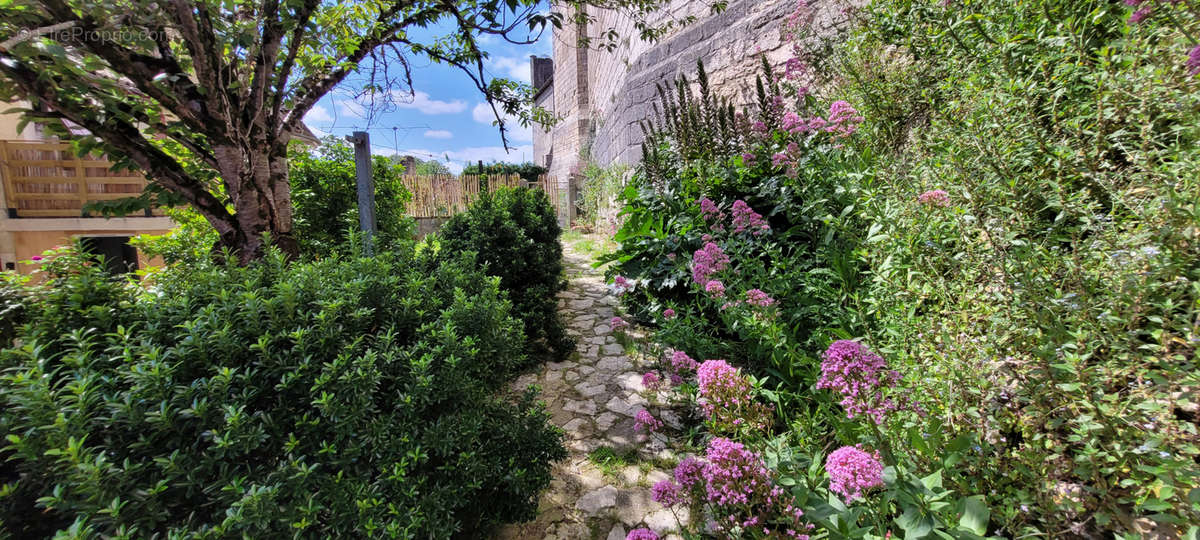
206, 133, 299, 264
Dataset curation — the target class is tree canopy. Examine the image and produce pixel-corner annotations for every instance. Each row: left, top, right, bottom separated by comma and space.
0, 0, 723, 262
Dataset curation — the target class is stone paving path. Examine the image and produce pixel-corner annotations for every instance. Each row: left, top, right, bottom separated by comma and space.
497, 242, 688, 540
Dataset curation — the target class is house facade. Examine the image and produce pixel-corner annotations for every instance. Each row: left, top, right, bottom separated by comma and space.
0, 100, 174, 275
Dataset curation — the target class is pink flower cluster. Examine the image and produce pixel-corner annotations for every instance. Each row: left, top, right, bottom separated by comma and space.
816, 340, 903, 424
662, 308, 676, 320
918, 189, 951, 207
825, 445, 884, 501
670, 350, 699, 374
651, 479, 686, 507
1188, 44, 1200, 76
613, 275, 633, 295
626, 529, 658, 540
691, 242, 729, 287
611, 316, 629, 331
745, 288, 776, 307
703, 438, 812, 538
642, 372, 661, 391
674, 456, 704, 487
705, 280, 726, 298
635, 409, 663, 433
826, 101, 864, 138
653, 440, 811, 538
1125, 0, 1153, 23
730, 200, 770, 235
782, 112, 827, 135
699, 197, 725, 231
697, 359, 770, 432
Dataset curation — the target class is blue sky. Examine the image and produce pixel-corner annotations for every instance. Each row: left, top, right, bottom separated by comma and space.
302, 7, 553, 173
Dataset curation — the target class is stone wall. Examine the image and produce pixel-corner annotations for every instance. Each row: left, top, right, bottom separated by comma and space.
585, 0, 798, 166
534, 0, 852, 225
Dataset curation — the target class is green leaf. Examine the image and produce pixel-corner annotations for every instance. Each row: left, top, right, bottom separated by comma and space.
896, 507, 935, 538
958, 495, 990, 535
920, 469, 944, 491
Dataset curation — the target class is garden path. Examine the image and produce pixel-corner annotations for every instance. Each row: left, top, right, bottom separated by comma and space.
497, 242, 688, 540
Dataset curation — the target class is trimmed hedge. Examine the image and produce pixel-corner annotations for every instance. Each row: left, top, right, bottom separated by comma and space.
439, 187, 573, 361
0, 245, 564, 538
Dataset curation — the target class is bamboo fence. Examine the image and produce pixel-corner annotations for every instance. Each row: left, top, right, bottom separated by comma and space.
402, 173, 563, 220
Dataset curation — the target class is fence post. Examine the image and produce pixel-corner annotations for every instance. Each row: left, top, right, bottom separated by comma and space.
345, 131, 377, 255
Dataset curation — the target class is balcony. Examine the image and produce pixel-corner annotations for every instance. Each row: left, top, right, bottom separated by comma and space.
0, 140, 152, 218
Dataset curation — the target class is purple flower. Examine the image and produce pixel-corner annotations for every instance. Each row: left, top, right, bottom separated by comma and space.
817, 340, 904, 424
745, 289, 776, 307
826, 445, 884, 501
1188, 45, 1200, 76
1129, 5, 1151, 23
613, 275, 633, 295
730, 200, 770, 235
662, 308, 676, 320
626, 529, 659, 540
670, 350, 698, 374
635, 409, 663, 433
699, 197, 725, 229
642, 372, 661, 390
742, 152, 756, 165
611, 316, 630, 331
691, 242, 729, 287
826, 100, 864, 138
30, 255, 43, 261
651, 480, 685, 507
772, 152, 790, 168
784, 57, 808, 80
918, 189, 951, 207
674, 457, 704, 488
705, 280, 726, 298
697, 360, 770, 432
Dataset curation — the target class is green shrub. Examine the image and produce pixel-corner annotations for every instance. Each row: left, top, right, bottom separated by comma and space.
439, 187, 573, 361
605, 0, 1200, 535
289, 137, 414, 256
0, 245, 564, 538
0, 274, 29, 348
130, 207, 220, 266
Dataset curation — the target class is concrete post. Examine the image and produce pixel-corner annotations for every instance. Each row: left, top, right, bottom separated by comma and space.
344, 131, 376, 255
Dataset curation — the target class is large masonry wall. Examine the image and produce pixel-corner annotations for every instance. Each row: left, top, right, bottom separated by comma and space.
584, 1, 796, 166
536, 0, 851, 224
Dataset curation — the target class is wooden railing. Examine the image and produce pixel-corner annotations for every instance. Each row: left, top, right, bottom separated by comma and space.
402, 173, 563, 219
0, 140, 150, 218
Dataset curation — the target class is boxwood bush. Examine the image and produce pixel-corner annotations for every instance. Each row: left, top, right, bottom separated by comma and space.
0, 245, 564, 538
439, 187, 573, 361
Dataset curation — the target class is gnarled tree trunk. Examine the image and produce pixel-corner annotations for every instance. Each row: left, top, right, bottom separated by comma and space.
208, 132, 298, 263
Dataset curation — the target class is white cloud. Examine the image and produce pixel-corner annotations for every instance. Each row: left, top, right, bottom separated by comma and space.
390, 90, 468, 114
337, 99, 367, 120
383, 145, 535, 174
424, 129, 453, 139
304, 105, 333, 125
472, 102, 532, 142
488, 55, 531, 83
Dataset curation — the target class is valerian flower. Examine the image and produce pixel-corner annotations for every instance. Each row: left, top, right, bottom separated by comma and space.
825, 445, 884, 501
